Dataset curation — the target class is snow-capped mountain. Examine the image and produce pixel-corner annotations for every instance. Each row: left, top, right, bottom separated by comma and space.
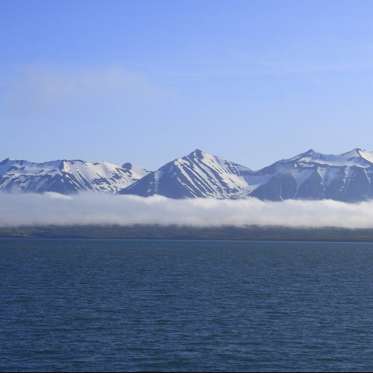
120, 147, 373, 202
120, 149, 252, 198
248, 148, 373, 202
3, 148, 373, 201
0, 159, 148, 194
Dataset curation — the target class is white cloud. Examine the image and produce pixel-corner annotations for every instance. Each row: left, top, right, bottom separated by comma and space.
1, 192, 373, 228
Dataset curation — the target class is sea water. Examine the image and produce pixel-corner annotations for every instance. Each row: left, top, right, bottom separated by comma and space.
1, 239, 373, 371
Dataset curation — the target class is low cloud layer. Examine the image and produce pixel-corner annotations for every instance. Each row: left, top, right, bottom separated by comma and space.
1, 192, 373, 229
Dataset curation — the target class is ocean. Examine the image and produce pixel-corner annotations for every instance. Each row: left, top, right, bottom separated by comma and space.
1, 238, 373, 371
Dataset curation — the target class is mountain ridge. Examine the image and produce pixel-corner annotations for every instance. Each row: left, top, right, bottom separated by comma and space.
0, 158, 148, 194
3, 147, 373, 201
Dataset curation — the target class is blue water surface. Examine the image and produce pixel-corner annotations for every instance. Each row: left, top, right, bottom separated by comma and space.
1, 239, 373, 371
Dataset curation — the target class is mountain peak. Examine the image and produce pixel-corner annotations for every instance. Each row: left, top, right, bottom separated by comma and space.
122, 148, 251, 198
286, 148, 320, 163
349, 148, 373, 164
281, 147, 373, 168
340, 148, 373, 163
187, 148, 207, 158
343, 147, 363, 156
305, 148, 316, 155
122, 162, 133, 170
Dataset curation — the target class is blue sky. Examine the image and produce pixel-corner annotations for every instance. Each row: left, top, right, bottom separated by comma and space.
1, 0, 373, 170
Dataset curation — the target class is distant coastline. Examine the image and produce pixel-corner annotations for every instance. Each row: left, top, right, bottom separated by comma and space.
2, 225, 373, 242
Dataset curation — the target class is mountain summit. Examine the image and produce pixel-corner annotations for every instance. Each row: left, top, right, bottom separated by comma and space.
120, 149, 252, 199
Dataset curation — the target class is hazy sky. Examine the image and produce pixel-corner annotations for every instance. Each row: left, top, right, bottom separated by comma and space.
2, 0, 373, 170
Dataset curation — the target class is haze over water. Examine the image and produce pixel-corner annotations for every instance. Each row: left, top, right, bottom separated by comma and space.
2, 239, 373, 371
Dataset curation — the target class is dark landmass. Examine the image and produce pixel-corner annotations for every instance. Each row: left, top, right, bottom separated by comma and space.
2, 225, 373, 241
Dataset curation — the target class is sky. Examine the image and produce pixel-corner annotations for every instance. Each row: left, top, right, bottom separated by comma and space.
1, 0, 373, 170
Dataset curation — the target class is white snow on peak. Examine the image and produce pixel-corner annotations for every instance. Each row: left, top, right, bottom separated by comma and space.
353, 149, 373, 164
169, 149, 252, 198
0, 158, 148, 193
286, 148, 373, 167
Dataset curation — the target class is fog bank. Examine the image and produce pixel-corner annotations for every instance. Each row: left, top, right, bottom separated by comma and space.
1, 192, 373, 228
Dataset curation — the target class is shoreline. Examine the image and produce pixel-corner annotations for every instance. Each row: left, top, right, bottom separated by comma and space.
2, 225, 373, 242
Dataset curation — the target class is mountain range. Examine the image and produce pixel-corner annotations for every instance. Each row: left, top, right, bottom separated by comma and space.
3, 148, 373, 202
0, 158, 148, 194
